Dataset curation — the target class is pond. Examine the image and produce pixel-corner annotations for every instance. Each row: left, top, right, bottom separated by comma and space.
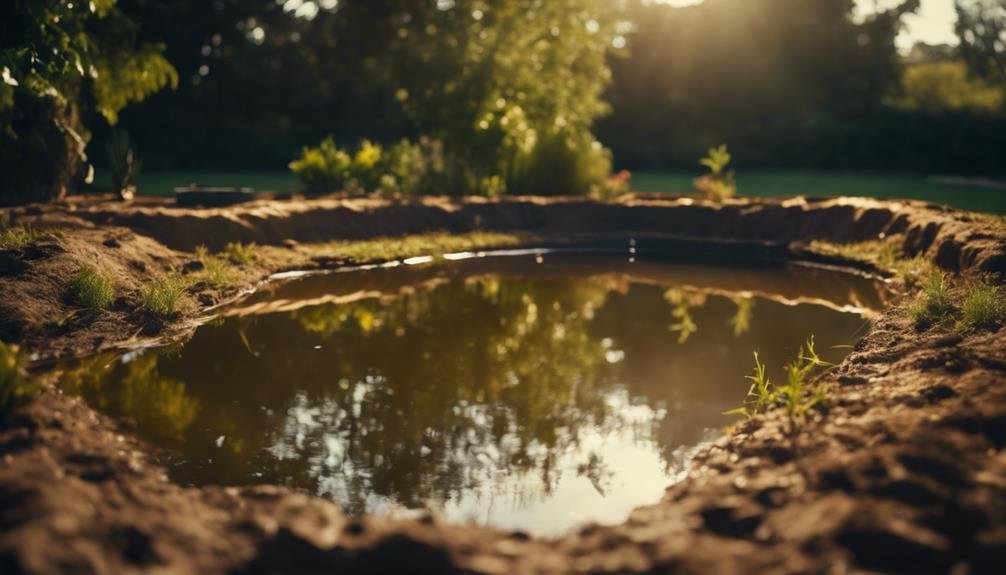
58, 251, 887, 536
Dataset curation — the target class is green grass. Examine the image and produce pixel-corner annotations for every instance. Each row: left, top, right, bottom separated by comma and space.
225, 242, 257, 265
808, 239, 935, 285
69, 266, 116, 311
193, 246, 237, 288
632, 170, 1006, 215
304, 231, 525, 263
139, 273, 188, 317
959, 280, 1005, 331
0, 225, 54, 250
908, 271, 956, 326
1, 341, 36, 413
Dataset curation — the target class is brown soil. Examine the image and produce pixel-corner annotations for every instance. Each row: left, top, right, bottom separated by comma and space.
1, 194, 1004, 574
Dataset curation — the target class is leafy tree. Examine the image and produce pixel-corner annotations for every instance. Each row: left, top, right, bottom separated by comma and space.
0, 0, 176, 204
956, 0, 1006, 84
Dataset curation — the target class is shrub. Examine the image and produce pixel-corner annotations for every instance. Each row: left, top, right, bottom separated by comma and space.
289, 137, 353, 194
70, 265, 116, 311
140, 273, 187, 317
693, 144, 736, 201
506, 129, 614, 197
0, 341, 36, 413
959, 280, 1005, 331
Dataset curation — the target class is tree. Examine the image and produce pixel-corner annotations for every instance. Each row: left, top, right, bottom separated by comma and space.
956, 0, 1006, 84
0, 0, 176, 204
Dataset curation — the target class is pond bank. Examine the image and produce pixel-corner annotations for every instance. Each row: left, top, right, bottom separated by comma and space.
1, 194, 1004, 573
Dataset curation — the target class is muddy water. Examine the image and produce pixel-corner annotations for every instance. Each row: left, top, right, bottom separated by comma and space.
59, 253, 886, 535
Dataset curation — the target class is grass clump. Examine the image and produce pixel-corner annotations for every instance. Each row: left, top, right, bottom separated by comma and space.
194, 246, 236, 288
225, 242, 257, 265
0, 224, 53, 250
907, 271, 956, 326
1, 342, 36, 413
69, 265, 116, 311
958, 280, 1005, 331
726, 336, 834, 423
139, 273, 188, 317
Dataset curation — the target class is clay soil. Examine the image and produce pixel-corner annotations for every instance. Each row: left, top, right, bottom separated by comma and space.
1, 194, 1004, 574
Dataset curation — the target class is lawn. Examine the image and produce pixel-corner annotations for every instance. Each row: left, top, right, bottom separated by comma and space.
93, 169, 1006, 215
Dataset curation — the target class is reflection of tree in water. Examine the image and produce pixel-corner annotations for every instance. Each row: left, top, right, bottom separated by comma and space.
60, 350, 200, 443
279, 277, 636, 512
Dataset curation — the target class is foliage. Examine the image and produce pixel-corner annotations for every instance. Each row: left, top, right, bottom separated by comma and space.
225, 242, 257, 266
956, 0, 1006, 85
693, 144, 736, 201
70, 265, 116, 311
105, 129, 142, 194
726, 337, 834, 421
0, 0, 177, 203
0, 220, 54, 250
959, 279, 1005, 331
908, 271, 957, 326
1, 341, 37, 413
139, 273, 187, 317
890, 60, 1004, 113
290, 137, 445, 195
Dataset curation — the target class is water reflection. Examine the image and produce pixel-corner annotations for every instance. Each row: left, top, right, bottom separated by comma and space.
58, 254, 880, 535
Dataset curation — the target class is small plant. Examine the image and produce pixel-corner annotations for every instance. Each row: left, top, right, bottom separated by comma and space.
0, 217, 55, 250
139, 273, 187, 317
69, 265, 116, 311
106, 129, 141, 200
693, 144, 736, 201
726, 336, 834, 422
958, 279, 1005, 331
194, 245, 231, 285
1, 341, 36, 413
225, 242, 257, 265
908, 271, 956, 326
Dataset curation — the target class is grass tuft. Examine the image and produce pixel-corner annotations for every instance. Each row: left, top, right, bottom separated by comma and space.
907, 271, 956, 326
69, 266, 116, 311
0, 224, 54, 250
958, 280, 1004, 331
139, 273, 188, 317
1, 341, 36, 412
225, 242, 257, 265
194, 246, 236, 288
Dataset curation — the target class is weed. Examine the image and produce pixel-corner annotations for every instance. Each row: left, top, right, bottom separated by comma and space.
693, 144, 736, 201
139, 273, 188, 317
726, 336, 834, 422
958, 279, 1004, 331
225, 242, 257, 265
69, 266, 116, 311
908, 271, 956, 326
1, 341, 36, 412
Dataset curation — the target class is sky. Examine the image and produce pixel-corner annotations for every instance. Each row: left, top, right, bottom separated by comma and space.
660, 0, 959, 48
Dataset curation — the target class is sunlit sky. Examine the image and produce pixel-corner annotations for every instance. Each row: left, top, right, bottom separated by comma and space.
660, 0, 958, 48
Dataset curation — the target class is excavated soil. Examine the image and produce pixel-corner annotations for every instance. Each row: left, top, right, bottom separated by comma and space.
1, 194, 1005, 574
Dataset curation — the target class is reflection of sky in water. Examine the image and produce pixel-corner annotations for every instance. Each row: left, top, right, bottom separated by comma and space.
58, 254, 880, 536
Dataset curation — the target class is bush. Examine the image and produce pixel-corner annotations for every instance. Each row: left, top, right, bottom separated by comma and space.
70, 266, 116, 311
506, 130, 613, 197
0, 341, 36, 413
139, 273, 187, 317
693, 144, 736, 201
